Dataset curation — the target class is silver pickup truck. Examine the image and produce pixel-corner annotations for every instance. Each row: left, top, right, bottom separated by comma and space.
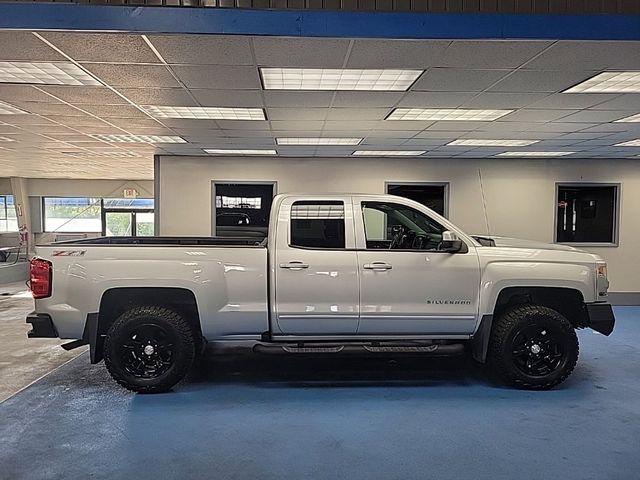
27, 193, 615, 393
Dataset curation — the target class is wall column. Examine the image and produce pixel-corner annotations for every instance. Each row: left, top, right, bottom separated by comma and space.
9, 177, 32, 256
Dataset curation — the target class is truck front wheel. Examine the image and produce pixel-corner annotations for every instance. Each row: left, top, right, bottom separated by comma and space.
104, 306, 196, 393
489, 305, 579, 390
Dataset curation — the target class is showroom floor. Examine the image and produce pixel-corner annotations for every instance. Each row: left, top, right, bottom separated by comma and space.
0, 282, 86, 403
0, 308, 638, 480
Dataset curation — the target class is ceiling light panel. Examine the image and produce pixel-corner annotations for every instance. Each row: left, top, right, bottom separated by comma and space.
564, 71, 640, 93
447, 139, 539, 147
615, 113, 640, 123
61, 150, 140, 158
387, 108, 513, 121
260, 68, 423, 91
203, 149, 277, 155
497, 151, 576, 157
276, 137, 363, 145
615, 139, 640, 147
0, 62, 101, 86
90, 134, 186, 144
144, 106, 266, 120
352, 150, 426, 156
0, 101, 28, 115
0, 136, 16, 142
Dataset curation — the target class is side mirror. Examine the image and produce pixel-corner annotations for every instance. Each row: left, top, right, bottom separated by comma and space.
439, 231, 464, 253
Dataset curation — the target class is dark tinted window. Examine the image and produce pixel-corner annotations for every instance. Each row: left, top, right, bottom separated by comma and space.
290, 201, 345, 249
556, 185, 617, 244
387, 184, 447, 217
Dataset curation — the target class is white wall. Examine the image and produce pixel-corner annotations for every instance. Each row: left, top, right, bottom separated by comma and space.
158, 156, 640, 292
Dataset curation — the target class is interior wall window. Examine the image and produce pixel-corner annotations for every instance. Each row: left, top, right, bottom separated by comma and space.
213, 183, 274, 237
43, 197, 102, 233
362, 202, 445, 251
290, 201, 345, 249
0, 195, 18, 233
387, 183, 448, 217
103, 198, 155, 237
556, 185, 618, 244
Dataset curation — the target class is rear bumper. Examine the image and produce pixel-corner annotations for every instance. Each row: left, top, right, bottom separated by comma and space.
585, 303, 615, 336
26, 312, 58, 338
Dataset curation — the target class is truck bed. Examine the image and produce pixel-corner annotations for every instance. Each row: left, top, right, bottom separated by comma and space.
47, 236, 266, 247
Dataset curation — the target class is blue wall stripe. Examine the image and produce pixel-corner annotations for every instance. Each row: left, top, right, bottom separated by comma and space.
0, 4, 638, 40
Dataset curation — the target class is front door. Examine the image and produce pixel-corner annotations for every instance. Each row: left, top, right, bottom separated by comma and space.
274, 198, 359, 335
355, 199, 480, 335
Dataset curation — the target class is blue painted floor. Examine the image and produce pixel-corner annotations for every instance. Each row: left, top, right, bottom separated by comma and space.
1, 307, 639, 480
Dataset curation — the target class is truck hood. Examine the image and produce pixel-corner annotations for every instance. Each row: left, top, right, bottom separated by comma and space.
471, 235, 583, 252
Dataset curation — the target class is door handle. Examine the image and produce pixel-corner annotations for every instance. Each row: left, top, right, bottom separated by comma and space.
279, 261, 309, 270
363, 262, 392, 271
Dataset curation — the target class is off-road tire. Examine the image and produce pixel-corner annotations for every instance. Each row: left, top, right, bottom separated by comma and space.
489, 304, 579, 390
104, 306, 196, 393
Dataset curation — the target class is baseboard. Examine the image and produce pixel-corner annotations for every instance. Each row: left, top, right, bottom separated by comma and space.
608, 292, 640, 306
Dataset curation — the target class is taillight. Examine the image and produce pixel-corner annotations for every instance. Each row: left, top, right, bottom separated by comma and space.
30, 258, 52, 299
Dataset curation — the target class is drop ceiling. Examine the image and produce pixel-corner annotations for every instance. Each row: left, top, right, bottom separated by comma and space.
0, 30, 639, 179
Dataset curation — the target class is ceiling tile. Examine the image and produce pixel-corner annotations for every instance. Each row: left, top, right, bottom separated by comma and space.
263, 91, 334, 108
269, 120, 325, 131
346, 40, 450, 68
0, 31, 65, 62
489, 70, 598, 93
267, 108, 329, 121
436, 41, 552, 69
525, 41, 640, 70
115, 87, 197, 107
0, 85, 59, 103
253, 38, 350, 68
499, 109, 578, 122
526, 92, 620, 110
43, 115, 112, 127
40, 86, 129, 105
396, 92, 476, 108
170, 65, 260, 89
326, 108, 390, 120
332, 92, 404, 108
559, 110, 634, 123
148, 35, 253, 65
9, 102, 85, 116
81, 64, 180, 88
75, 104, 149, 118
190, 89, 264, 107
589, 94, 640, 111
40, 32, 159, 63
412, 69, 509, 92
460, 92, 548, 109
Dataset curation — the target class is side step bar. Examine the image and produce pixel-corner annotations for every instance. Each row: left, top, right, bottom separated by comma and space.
253, 342, 465, 356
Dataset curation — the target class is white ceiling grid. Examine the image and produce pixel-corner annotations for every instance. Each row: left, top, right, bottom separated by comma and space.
0, 31, 638, 178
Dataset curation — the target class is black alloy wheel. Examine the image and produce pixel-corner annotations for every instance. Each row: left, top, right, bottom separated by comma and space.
489, 304, 579, 390
104, 306, 196, 393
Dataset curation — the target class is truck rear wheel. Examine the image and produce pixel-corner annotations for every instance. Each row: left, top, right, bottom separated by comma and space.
489, 305, 579, 390
104, 306, 195, 393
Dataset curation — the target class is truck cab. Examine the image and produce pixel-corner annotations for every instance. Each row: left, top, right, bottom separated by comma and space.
27, 193, 615, 393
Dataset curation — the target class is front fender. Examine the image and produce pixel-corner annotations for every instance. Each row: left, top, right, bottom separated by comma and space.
479, 261, 596, 316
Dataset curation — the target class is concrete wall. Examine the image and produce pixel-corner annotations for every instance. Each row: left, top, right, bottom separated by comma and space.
157, 155, 640, 293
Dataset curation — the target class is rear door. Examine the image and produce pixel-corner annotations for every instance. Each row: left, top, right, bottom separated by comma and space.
354, 198, 480, 335
273, 197, 359, 335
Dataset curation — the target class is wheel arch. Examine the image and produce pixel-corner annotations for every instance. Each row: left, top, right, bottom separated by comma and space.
90, 287, 203, 364
472, 286, 588, 363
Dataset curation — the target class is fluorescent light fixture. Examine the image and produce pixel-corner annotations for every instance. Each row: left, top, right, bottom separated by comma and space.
387, 108, 513, 121
276, 137, 363, 145
447, 139, 539, 147
497, 151, 575, 157
0, 136, 16, 142
260, 68, 422, 91
615, 139, 640, 147
615, 113, 640, 123
352, 150, 426, 156
564, 71, 640, 93
144, 106, 266, 120
0, 101, 28, 115
0, 61, 100, 86
203, 149, 277, 155
90, 134, 187, 144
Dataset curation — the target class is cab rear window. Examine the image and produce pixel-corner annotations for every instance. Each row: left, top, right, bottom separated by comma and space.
290, 201, 345, 249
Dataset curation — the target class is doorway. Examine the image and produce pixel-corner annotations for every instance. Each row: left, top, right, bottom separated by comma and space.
212, 182, 276, 237
102, 199, 154, 237
386, 183, 449, 217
